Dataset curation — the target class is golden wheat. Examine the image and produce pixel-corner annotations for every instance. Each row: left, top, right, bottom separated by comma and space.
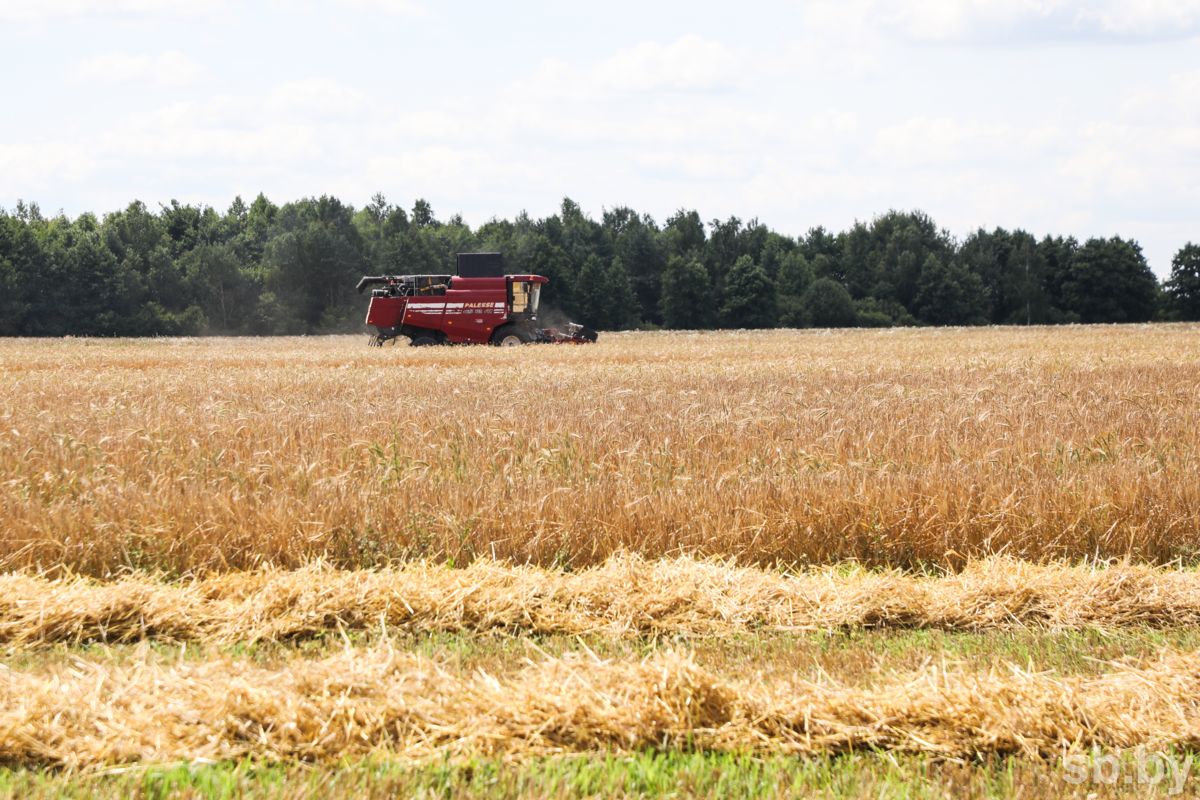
2, 326, 1199, 573
3, 555, 1200, 647
5, 645, 1200, 767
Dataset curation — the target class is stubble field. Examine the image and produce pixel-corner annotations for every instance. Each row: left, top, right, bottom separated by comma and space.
2, 326, 1200, 798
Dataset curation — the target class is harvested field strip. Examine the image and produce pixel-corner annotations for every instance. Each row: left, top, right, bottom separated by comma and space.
4, 555, 1200, 647
5, 645, 1200, 767
0, 752, 1087, 800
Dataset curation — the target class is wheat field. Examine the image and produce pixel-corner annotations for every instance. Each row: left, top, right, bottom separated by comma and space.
3, 326, 1200, 794
2, 325, 1199, 575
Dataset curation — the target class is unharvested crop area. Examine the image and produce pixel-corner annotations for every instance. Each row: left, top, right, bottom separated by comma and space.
2, 326, 1200, 797
2, 326, 1199, 574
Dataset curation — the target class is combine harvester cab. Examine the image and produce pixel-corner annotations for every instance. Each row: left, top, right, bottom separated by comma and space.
358, 252, 598, 347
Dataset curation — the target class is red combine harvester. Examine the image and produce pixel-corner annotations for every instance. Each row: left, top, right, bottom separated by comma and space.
357, 252, 598, 347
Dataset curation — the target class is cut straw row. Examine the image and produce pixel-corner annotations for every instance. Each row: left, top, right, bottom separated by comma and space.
3, 645, 1200, 767
4, 553, 1200, 647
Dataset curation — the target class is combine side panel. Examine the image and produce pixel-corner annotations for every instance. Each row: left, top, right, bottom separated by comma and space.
401, 300, 448, 333
439, 281, 510, 343
366, 296, 407, 328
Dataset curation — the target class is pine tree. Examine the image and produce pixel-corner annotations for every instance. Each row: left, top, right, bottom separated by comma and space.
604, 257, 639, 330
776, 251, 813, 327
659, 256, 713, 329
573, 255, 609, 329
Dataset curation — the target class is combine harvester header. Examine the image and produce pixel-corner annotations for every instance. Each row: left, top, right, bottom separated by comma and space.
357, 252, 598, 347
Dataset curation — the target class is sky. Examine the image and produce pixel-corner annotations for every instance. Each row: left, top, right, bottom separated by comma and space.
1, 0, 1198, 276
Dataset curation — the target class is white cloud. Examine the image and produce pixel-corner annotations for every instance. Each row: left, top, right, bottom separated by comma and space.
1056, 122, 1200, 200
802, 0, 1200, 43
363, 147, 519, 194
72, 51, 203, 86
594, 34, 740, 92
389, 110, 466, 141
334, 0, 425, 15
1122, 68, 1200, 124
1077, 0, 1200, 37
633, 151, 756, 182
266, 78, 368, 119
72, 77, 372, 168
0, 0, 426, 22
503, 35, 743, 104
871, 117, 1064, 166
1057, 133, 1151, 197
0, 142, 97, 187
96, 96, 337, 164
883, 0, 1040, 41
0, 0, 223, 22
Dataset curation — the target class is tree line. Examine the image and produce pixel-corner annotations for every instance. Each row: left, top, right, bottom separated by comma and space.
1, 194, 1198, 336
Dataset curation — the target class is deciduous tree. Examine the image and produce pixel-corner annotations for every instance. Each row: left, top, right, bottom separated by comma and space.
720, 255, 776, 328
1165, 243, 1200, 321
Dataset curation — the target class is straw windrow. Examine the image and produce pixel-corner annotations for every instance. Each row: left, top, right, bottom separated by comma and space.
3, 554, 1200, 647
3, 646, 1200, 767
